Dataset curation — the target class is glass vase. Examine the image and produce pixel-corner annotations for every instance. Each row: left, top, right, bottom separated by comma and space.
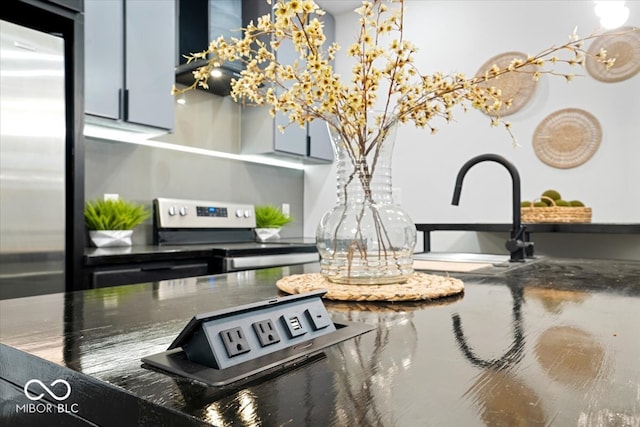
316, 116, 416, 285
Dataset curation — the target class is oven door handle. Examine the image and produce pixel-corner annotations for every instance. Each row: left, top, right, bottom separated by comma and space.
227, 253, 319, 271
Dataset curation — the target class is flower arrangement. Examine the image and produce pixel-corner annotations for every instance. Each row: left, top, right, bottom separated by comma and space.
174, 0, 619, 284
174, 0, 614, 145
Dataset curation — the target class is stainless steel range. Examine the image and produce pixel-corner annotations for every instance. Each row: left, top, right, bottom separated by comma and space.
153, 198, 319, 273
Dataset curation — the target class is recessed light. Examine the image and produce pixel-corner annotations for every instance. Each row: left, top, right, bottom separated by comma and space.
594, 1, 630, 29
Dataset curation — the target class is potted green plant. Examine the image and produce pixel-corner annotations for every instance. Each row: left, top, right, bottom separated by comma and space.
84, 199, 151, 247
254, 205, 292, 242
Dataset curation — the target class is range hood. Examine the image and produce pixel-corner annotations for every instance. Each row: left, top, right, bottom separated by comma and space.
176, 0, 264, 96
175, 60, 242, 97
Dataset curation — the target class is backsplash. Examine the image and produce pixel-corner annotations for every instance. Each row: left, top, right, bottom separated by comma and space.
84, 137, 304, 245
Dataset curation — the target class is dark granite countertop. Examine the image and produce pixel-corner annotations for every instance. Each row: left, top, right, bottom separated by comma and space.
2, 257, 639, 426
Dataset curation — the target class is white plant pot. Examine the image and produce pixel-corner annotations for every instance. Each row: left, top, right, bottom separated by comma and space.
89, 230, 134, 247
255, 228, 281, 242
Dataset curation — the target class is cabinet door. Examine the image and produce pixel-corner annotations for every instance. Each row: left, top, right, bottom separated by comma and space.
240, 2, 334, 162
274, 114, 307, 156
84, 0, 123, 120
125, 0, 175, 130
307, 11, 335, 161
273, 38, 307, 156
307, 119, 333, 161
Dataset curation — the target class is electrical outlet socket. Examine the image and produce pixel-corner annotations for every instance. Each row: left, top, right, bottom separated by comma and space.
219, 327, 251, 357
104, 193, 119, 201
282, 203, 290, 218
252, 319, 281, 347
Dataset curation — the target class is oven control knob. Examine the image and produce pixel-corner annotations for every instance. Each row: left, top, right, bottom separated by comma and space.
179, 206, 188, 216
235, 209, 244, 218
243, 210, 251, 218
168, 206, 177, 216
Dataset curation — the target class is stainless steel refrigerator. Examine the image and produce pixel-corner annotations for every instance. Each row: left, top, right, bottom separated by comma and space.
0, 19, 66, 298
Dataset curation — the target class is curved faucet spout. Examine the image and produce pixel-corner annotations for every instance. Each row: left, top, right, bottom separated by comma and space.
452, 154, 531, 262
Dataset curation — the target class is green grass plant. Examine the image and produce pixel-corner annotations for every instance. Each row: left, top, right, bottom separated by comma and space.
85, 199, 151, 230
255, 205, 292, 228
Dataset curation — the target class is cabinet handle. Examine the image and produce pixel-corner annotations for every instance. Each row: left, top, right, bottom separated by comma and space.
306, 135, 311, 157
140, 266, 173, 272
122, 89, 129, 121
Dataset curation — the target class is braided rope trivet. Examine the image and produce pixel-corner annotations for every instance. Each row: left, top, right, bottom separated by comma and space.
276, 272, 464, 302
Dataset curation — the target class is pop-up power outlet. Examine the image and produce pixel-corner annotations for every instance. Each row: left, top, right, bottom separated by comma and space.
142, 290, 375, 386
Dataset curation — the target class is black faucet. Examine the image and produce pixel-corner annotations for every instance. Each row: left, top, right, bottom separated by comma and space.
451, 154, 533, 262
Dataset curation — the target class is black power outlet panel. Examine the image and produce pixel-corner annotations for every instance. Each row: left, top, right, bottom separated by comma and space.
142, 290, 376, 386
161, 290, 339, 370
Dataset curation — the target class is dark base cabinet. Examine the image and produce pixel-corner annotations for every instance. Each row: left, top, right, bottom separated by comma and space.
83, 245, 220, 290
84, 260, 209, 288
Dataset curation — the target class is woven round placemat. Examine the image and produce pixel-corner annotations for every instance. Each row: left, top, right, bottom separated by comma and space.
475, 51, 538, 116
275, 272, 464, 302
586, 27, 640, 83
532, 108, 602, 169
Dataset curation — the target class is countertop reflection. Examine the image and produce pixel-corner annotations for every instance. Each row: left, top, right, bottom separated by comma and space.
1, 258, 639, 426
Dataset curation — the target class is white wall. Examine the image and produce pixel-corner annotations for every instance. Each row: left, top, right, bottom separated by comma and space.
304, 1, 640, 258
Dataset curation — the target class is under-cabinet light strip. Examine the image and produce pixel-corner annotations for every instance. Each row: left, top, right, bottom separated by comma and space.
83, 124, 306, 170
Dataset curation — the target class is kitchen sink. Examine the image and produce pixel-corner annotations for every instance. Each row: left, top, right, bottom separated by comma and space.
413, 252, 537, 275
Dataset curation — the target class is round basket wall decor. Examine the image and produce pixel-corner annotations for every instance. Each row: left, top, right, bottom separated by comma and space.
532, 108, 602, 169
474, 51, 538, 116
586, 26, 640, 83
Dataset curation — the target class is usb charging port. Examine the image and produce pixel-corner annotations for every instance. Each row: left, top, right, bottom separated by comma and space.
281, 314, 306, 338
289, 316, 302, 330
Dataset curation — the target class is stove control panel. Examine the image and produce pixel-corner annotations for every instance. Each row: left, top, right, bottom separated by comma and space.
155, 198, 256, 229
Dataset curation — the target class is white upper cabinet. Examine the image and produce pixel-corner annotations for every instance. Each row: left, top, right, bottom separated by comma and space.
240, 2, 334, 163
84, 0, 175, 130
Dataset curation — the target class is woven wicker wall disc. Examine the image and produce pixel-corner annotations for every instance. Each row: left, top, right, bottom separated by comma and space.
475, 51, 538, 116
586, 27, 640, 83
532, 108, 602, 169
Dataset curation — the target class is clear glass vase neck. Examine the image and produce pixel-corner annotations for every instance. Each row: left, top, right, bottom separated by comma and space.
330, 120, 398, 207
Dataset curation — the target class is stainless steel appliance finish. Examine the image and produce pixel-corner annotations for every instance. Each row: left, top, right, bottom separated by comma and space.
153, 198, 319, 272
155, 198, 256, 229
225, 253, 318, 271
0, 20, 66, 297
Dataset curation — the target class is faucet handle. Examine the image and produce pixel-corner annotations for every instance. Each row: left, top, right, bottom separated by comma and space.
505, 236, 534, 258
505, 225, 530, 261
505, 238, 525, 254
